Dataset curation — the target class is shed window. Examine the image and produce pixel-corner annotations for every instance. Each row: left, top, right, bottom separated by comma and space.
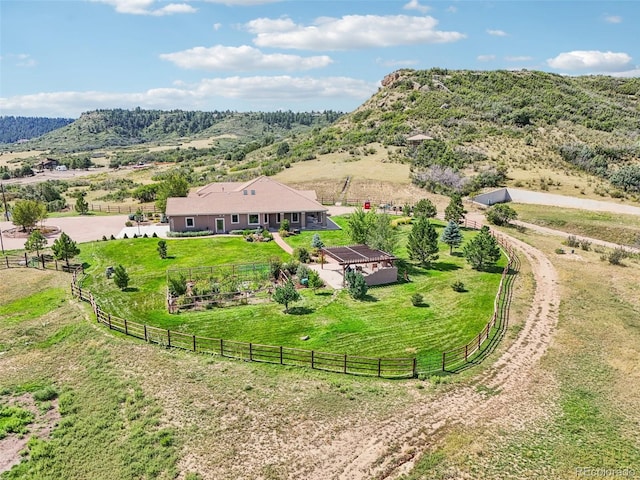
248, 214, 259, 225
231, 214, 239, 224
185, 217, 195, 228
292, 213, 299, 223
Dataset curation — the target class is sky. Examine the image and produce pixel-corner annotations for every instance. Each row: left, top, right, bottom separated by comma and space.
0, 0, 638, 118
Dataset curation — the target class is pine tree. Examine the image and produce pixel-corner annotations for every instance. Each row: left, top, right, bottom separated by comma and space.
75, 192, 89, 215
463, 226, 501, 271
444, 194, 467, 223
441, 220, 463, 254
24, 230, 48, 258
311, 233, 324, 249
413, 198, 437, 218
113, 264, 130, 290
407, 217, 439, 268
52, 232, 80, 268
345, 270, 368, 299
157, 240, 168, 259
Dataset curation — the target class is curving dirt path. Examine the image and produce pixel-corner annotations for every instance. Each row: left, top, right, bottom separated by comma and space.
287, 232, 560, 480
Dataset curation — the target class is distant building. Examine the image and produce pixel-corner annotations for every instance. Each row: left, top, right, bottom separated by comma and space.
37, 158, 59, 170
406, 133, 434, 146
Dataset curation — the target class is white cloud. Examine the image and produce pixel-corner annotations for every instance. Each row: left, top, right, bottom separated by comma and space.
477, 55, 496, 62
92, 0, 195, 15
213, 23, 222, 31
159, 45, 332, 71
403, 0, 430, 14
446, 6, 457, 13
604, 15, 622, 24
2, 53, 37, 68
487, 29, 508, 37
547, 50, 632, 72
505, 56, 533, 62
202, 0, 280, 4
375, 57, 419, 68
246, 15, 466, 50
0, 76, 377, 117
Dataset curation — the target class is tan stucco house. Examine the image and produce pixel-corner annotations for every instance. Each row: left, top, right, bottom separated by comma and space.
166, 176, 328, 234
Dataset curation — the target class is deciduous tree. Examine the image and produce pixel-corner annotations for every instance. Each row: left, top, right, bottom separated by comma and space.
25, 230, 47, 258
11, 199, 47, 232
273, 280, 300, 313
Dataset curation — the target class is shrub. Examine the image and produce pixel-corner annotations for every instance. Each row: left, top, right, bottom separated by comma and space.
579, 239, 591, 251
293, 247, 310, 263
451, 280, 465, 292
125, 221, 133, 227
33, 386, 58, 402
102, 235, 108, 241
485, 204, 518, 226
168, 275, 187, 296
565, 235, 580, 248
604, 248, 627, 265
110, 234, 116, 240
411, 293, 423, 306
166, 230, 213, 237
123, 233, 128, 239
555, 248, 565, 254
280, 218, 290, 232
229, 230, 245, 235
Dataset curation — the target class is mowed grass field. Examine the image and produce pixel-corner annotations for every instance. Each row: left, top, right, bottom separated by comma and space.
76, 217, 505, 369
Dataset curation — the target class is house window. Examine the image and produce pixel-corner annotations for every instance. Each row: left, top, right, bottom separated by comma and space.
292, 213, 299, 223
231, 214, 239, 224
276, 213, 281, 223
263, 214, 268, 223
248, 214, 259, 225
185, 217, 195, 228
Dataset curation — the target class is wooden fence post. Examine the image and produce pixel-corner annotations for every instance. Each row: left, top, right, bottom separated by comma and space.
193, 335, 196, 352
108, 314, 112, 330
311, 351, 315, 369
377, 358, 382, 377
465, 344, 468, 362
124, 318, 128, 335
249, 343, 253, 361
412, 358, 417, 378
344, 354, 347, 374
167, 330, 171, 347
442, 352, 446, 371
220, 338, 224, 356
144, 325, 147, 342
24, 252, 28, 267
279, 346, 283, 364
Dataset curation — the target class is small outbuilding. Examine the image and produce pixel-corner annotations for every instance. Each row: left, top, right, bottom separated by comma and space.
406, 133, 434, 146
320, 245, 398, 286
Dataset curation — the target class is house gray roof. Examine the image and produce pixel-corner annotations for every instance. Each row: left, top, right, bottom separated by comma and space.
166, 176, 328, 216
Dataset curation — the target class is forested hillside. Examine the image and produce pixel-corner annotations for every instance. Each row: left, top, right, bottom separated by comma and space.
16, 108, 343, 152
0, 116, 74, 143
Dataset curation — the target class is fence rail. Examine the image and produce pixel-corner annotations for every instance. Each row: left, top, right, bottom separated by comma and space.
5, 217, 518, 379
88, 203, 159, 215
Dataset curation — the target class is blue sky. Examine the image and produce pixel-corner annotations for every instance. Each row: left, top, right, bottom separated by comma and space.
1, 0, 638, 118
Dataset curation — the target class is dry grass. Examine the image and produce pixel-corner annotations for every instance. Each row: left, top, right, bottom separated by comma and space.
0, 150, 46, 168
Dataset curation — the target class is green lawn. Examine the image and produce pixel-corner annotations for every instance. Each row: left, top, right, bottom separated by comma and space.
77, 219, 506, 370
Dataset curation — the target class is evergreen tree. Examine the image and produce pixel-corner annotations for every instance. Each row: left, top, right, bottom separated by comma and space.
52, 232, 80, 268
311, 233, 324, 249
113, 264, 130, 290
307, 270, 324, 293
413, 198, 437, 218
441, 220, 463, 254
273, 280, 301, 313
157, 240, 168, 259
24, 230, 48, 258
463, 226, 501, 271
75, 192, 89, 215
345, 270, 368, 299
407, 217, 439, 268
444, 194, 467, 223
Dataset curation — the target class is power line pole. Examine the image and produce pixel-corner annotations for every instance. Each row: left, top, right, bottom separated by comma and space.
1, 183, 9, 221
